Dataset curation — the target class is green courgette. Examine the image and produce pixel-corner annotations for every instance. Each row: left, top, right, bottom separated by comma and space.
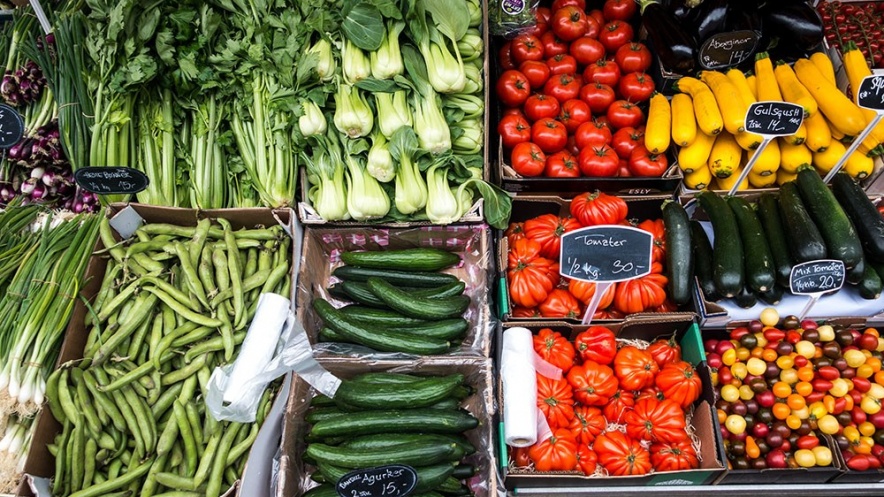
848, 257, 866, 286
859, 262, 883, 300
366, 278, 471, 319
778, 182, 828, 263
339, 306, 426, 326
734, 285, 758, 309
727, 196, 776, 293
333, 266, 460, 287
341, 248, 461, 271
795, 169, 864, 269
831, 172, 884, 263
756, 193, 794, 288
662, 201, 693, 305
309, 409, 479, 437
333, 375, 465, 409
690, 220, 718, 301
697, 191, 744, 298
306, 440, 461, 468
757, 285, 784, 306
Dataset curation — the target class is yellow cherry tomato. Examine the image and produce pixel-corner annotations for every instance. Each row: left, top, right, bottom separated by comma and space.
812, 446, 833, 466
760, 307, 779, 327
777, 355, 794, 370
817, 325, 835, 342
739, 385, 755, 401
817, 414, 840, 435
859, 421, 876, 437
795, 449, 817, 468
747, 357, 767, 376
721, 384, 741, 403
829, 378, 850, 398
861, 394, 882, 415
722, 348, 737, 366
844, 349, 867, 369
795, 340, 816, 359
726, 414, 747, 435
732, 362, 748, 380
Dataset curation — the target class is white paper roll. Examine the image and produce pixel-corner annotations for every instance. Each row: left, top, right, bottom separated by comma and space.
501, 327, 538, 447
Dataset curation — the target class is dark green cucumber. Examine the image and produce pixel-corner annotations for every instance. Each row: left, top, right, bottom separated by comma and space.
343, 433, 475, 455
311, 473, 327, 483
342, 281, 467, 308
831, 172, 884, 263
848, 257, 866, 285
451, 464, 477, 479
309, 409, 479, 437
756, 193, 794, 288
327, 283, 349, 301
390, 319, 469, 341
727, 196, 776, 293
366, 278, 471, 319
334, 374, 465, 409
662, 201, 693, 305
306, 407, 346, 424
429, 398, 462, 410
757, 285, 784, 306
778, 182, 828, 263
339, 306, 426, 326
306, 441, 461, 468
859, 262, 883, 300
333, 266, 460, 287
697, 191, 744, 298
416, 281, 467, 298
341, 248, 461, 271
350, 372, 423, 384
303, 484, 337, 497
437, 477, 465, 494
310, 395, 336, 407
341, 280, 389, 308
734, 285, 757, 309
313, 299, 451, 355
315, 461, 455, 494
690, 220, 718, 301
795, 169, 863, 269
318, 326, 351, 344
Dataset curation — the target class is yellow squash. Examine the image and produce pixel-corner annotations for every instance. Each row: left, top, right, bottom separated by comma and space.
708, 132, 743, 179
684, 163, 713, 190
812, 139, 847, 173
747, 139, 780, 176
746, 74, 759, 100
810, 52, 837, 86
825, 114, 846, 141
701, 70, 749, 134
794, 59, 868, 136
844, 151, 875, 179
748, 169, 778, 188
678, 131, 716, 173
645, 93, 671, 154
735, 130, 764, 151
842, 44, 884, 148
783, 123, 808, 146
676, 77, 724, 136
777, 168, 799, 185
727, 68, 758, 107
670, 93, 697, 147
715, 165, 749, 191
803, 111, 832, 152
754, 52, 783, 101
778, 140, 813, 173
774, 62, 818, 117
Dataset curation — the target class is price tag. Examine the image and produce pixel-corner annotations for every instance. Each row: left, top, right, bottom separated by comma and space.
336, 465, 418, 497
730, 101, 804, 196
0, 103, 24, 149
789, 259, 846, 319
824, 75, 884, 182
698, 31, 760, 70
73, 167, 149, 195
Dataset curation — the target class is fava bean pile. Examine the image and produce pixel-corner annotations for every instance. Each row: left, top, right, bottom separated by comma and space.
46, 217, 290, 497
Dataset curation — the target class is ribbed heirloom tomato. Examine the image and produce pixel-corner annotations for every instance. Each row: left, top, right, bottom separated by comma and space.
569, 406, 607, 445
570, 190, 628, 226
637, 218, 666, 263
568, 361, 618, 405
540, 289, 583, 319
536, 376, 575, 429
568, 279, 616, 309
646, 336, 681, 368
650, 439, 699, 471
534, 327, 576, 372
594, 431, 652, 476
655, 361, 703, 409
614, 345, 659, 390
613, 273, 668, 313
574, 326, 618, 365
625, 397, 688, 443
507, 238, 557, 307
524, 213, 581, 258
529, 429, 578, 471
576, 444, 598, 476
604, 389, 635, 422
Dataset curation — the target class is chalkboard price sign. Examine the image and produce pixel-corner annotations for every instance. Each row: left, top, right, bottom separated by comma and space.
744, 102, 804, 137
698, 31, 760, 70
74, 167, 149, 195
790, 259, 846, 296
857, 75, 884, 111
559, 226, 653, 283
336, 465, 418, 497
0, 103, 24, 149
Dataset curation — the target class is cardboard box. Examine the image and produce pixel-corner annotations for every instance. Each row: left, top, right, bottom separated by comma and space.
497, 319, 728, 489
295, 224, 495, 358
276, 358, 500, 497
17, 204, 298, 497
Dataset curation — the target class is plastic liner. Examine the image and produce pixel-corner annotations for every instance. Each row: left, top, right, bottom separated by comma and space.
488, 0, 540, 37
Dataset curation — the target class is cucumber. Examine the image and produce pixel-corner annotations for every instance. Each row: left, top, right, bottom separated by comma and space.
342, 281, 467, 308
859, 263, 883, 300
414, 281, 467, 298
333, 375, 465, 409
778, 182, 828, 263
848, 258, 866, 286
831, 172, 884, 263
734, 285, 758, 309
727, 196, 776, 293
690, 220, 718, 301
327, 283, 349, 301
795, 169, 864, 269
334, 266, 460, 288
437, 477, 465, 494
341, 281, 388, 308
350, 372, 423, 384
303, 484, 337, 497
757, 285, 784, 306
429, 398, 461, 410
343, 434, 476, 455
340, 306, 426, 326
390, 319, 469, 341
697, 191, 744, 298
341, 248, 461, 271
756, 193, 794, 288
310, 395, 336, 407
451, 464, 477, 479
366, 278, 471, 320
315, 461, 455, 494
318, 326, 351, 344
306, 441, 462, 468
662, 201, 693, 305
313, 299, 451, 355
306, 407, 346, 424
309, 409, 479, 437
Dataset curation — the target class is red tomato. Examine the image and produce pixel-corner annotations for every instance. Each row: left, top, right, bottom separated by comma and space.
527, 7, 551, 37
552, 0, 586, 10
541, 31, 569, 58
566, 135, 580, 155
496, 70, 532, 108
611, 126, 644, 159
519, 60, 551, 89
579, 82, 616, 113
583, 59, 621, 87
575, 120, 612, 149
584, 15, 601, 39
588, 9, 605, 27
511, 34, 545, 65
603, 0, 638, 21
578, 145, 619, 176
546, 150, 581, 177
617, 159, 631, 177
551, 6, 589, 42
499, 41, 516, 71
511, 142, 547, 177
497, 114, 532, 149
502, 107, 526, 118
614, 42, 652, 73
570, 37, 606, 66
628, 147, 669, 177
532, 118, 569, 153
544, 73, 582, 102
606, 100, 644, 129
599, 21, 634, 53
525, 94, 561, 122
548, 54, 578, 75
618, 72, 655, 102
559, 99, 591, 133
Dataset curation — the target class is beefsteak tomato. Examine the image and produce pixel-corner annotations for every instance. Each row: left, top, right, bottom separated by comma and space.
511, 34, 545, 64
508, 238, 557, 307
529, 429, 579, 471
636, 218, 666, 263
496, 70, 532, 108
532, 118, 568, 154
613, 273, 668, 314
524, 213, 581, 259
537, 376, 576, 429
568, 362, 618, 406
618, 72, 655, 103
624, 397, 688, 443
598, 21, 634, 53
603, 0, 638, 21
603, 389, 635, 422
574, 326, 617, 365
577, 444, 599, 476
510, 142, 546, 177
594, 431, 652, 476
611, 126, 644, 159
519, 60, 552, 90
578, 144, 619, 177
546, 150, 581, 178
628, 147, 669, 177
583, 59, 621, 87
551, 6, 589, 41
570, 190, 629, 226
568, 279, 615, 309
534, 327, 577, 372
579, 82, 616, 114
646, 336, 681, 368
498, 114, 532, 149
607, 100, 644, 129
569, 406, 607, 445
570, 36, 606, 66
614, 345, 659, 390
540, 289, 583, 319
548, 53, 578, 75
505, 221, 526, 245
524, 94, 561, 122
559, 99, 592, 133
614, 42, 652, 73
651, 439, 699, 471
575, 120, 612, 149
655, 360, 702, 409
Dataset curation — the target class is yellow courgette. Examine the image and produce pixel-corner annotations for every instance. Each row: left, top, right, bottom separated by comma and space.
776, 168, 799, 185
708, 132, 743, 179
748, 169, 777, 188
812, 139, 847, 173
810, 52, 837, 86
645, 93, 671, 154
845, 151, 875, 179
784, 123, 808, 146
746, 74, 759, 100
779, 140, 813, 173
727, 68, 758, 108
794, 59, 867, 136
676, 77, 724, 135
678, 131, 716, 173
747, 139, 780, 176
754, 52, 783, 101
670, 93, 697, 147
803, 111, 832, 153
774, 62, 818, 117
684, 164, 713, 190
701, 70, 749, 134
735, 130, 764, 151
842, 42, 884, 145
715, 165, 749, 191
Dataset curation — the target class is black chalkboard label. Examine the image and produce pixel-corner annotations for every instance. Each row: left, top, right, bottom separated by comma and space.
744, 101, 804, 137
699, 30, 760, 70
0, 103, 24, 149
857, 75, 884, 111
790, 259, 846, 295
559, 226, 653, 282
336, 465, 418, 497
74, 167, 149, 195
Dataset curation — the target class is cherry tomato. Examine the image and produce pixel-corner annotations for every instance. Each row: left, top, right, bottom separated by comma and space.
544, 73, 582, 102
547, 54, 578, 75
527, 7, 551, 37
575, 119, 612, 149
606, 100, 644, 129
497, 114, 532, 149
496, 70, 532, 108
511, 142, 546, 177
541, 31, 569, 58
628, 146, 669, 177
551, 6, 589, 42
552, 0, 585, 10
524, 94, 561, 122
499, 41, 516, 71
570, 36, 606, 66
578, 144, 619, 176
583, 59, 621, 87
545, 150, 581, 177
511, 34, 545, 65
618, 72, 655, 102
598, 21, 634, 54
611, 126, 644, 159
614, 42, 652, 73
579, 82, 616, 113
532, 118, 569, 153
519, 60, 551, 90
559, 99, 592, 133
603, 0, 638, 21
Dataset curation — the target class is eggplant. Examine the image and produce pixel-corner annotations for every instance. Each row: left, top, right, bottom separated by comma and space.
639, 0, 697, 73
691, 0, 730, 42
761, 2, 824, 52
669, 0, 704, 21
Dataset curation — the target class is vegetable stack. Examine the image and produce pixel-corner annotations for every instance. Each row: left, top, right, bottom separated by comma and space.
44, 215, 290, 497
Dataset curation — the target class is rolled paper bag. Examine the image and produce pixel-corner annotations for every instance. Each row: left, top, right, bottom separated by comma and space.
501, 327, 538, 447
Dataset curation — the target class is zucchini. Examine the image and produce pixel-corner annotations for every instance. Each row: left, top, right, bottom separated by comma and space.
333, 266, 460, 287
697, 191, 744, 298
848, 257, 866, 286
333, 374, 465, 409
341, 281, 388, 308
795, 168, 864, 269
309, 409, 479, 437
315, 461, 455, 494
778, 182, 828, 263
313, 299, 451, 355
734, 285, 758, 309
366, 278, 471, 320
831, 172, 884, 263
690, 220, 718, 301
727, 196, 776, 293
343, 433, 476, 455
757, 285, 784, 306
871, 261, 884, 283
756, 194, 794, 288
341, 248, 461, 271
339, 306, 426, 326
662, 201, 693, 305
858, 263, 883, 300
303, 484, 337, 497
306, 440, 462, 468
